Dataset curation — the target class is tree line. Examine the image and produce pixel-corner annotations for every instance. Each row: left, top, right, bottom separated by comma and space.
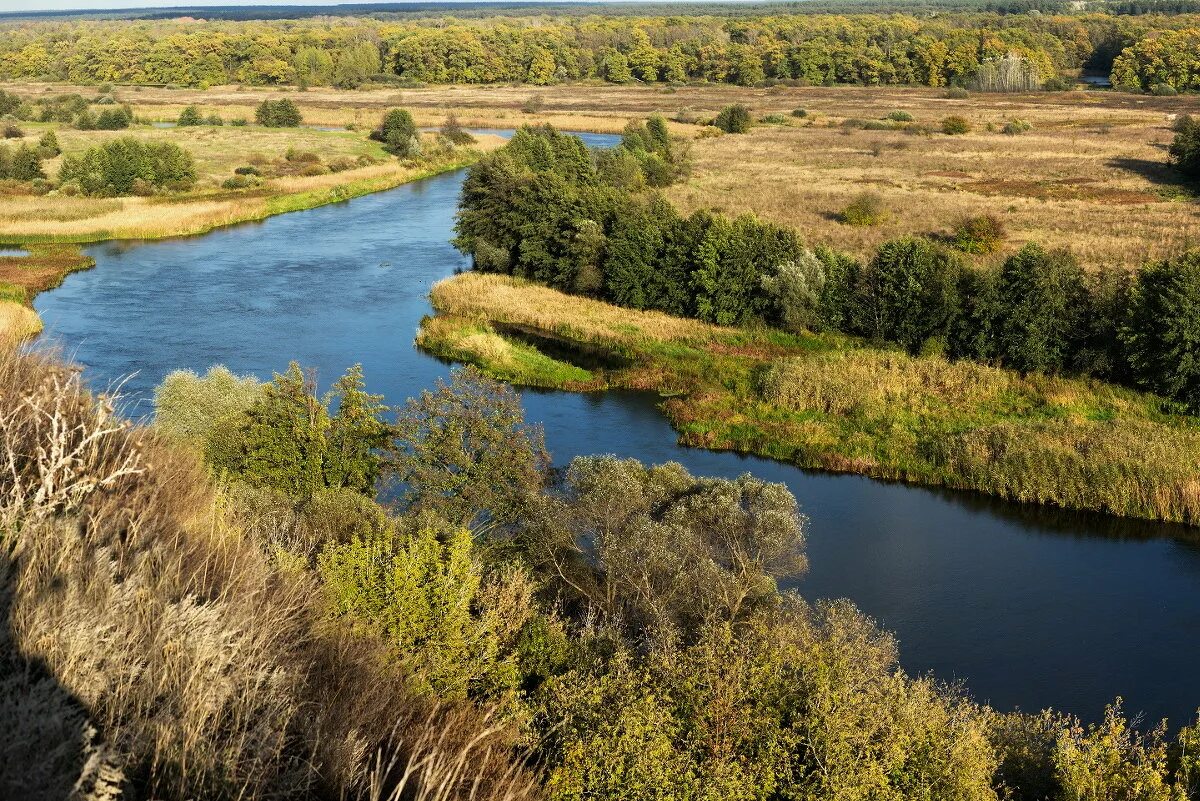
456, 124, 1200, 413
0, 11, 1193, 89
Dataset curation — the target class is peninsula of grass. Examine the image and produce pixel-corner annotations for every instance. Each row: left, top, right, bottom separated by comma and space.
421, 272, 1200, 525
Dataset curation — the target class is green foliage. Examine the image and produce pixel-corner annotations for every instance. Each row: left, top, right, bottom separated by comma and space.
36, 130, 59, 158
323, 364, 391, 494
374, 107, 418, 157
994, 244, 1087, 374
885, 109, 914, 121
1002, 118, 1032, 135
952, 214, 1006, 254
154, 364, 264, 445
1150, 82, 1178, 96
838, 191, 887, 226
439, 114, 476, 146
1121, 250, 1200, 411
713, 104, 752, 134
4, 145, 45, 181
177, 104, 203, 126
1054, 702, 1174, 801
859, 237, 963, 352
942, 115, 972, 134
391, 367, 550, 527
58, 137, 196, 196
254, 98, 301, 127
1169, 115, 1200, 180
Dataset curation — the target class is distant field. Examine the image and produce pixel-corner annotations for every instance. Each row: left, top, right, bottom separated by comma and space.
9, 81, 1196, 270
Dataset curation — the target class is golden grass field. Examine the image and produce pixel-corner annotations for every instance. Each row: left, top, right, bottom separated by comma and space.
9, 80, 1197, 270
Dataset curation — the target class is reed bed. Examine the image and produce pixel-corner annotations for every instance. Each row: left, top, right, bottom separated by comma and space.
423, 273, 1200, 524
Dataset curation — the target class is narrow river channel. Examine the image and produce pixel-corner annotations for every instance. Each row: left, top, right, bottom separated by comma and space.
34, 131, 1200, 725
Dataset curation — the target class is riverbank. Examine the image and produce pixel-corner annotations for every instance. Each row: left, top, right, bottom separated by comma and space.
0, 141, 496, 340
420, 271, 1200, 524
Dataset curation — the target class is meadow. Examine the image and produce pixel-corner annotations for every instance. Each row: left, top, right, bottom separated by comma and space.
421, 271, 1200, 524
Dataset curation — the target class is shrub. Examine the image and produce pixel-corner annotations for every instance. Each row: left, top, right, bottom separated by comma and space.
230, 117, 247, 126
952, 214, 1007, 254
521, 94, 544, 114
713, 104, 752, 134
945, 86, 971, 99
2, 145, 45, 181
234, 165, 260, 175
254, 98, 301, 127
1042, 75, 1073, 91
760, 113, 788, 124
838, 192, 886, 226
1002, 118, 1032, 135
994, 243, 1087, 374
205, 114, 223, 126
177, 105, 203, 126
37, 130, 59, 158
1150, 83, 1178, 96
440, 114, 476, 146
791, 107, 808, 118
942, 115, 972, 135
222, 174, 261, 189
885, 110, 914, 122
1121, 250, 1200, 411
2, 124, 23, 139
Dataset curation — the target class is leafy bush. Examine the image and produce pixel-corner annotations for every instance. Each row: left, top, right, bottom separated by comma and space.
521, 94, 544, 114
1042, 74, 1073, 91
0, 144, 45, 181
760, 112, 788, 124
713, 104, 752, 133
885, 109, 914, 122
234, 165, 261, 175
440, 114, 476, 145
1150, 83, 1178, 96
952, 214, 1007, 254
838, 191, 887, 226
791, 107, 808, 118
942, 115, 972, 135
177, 105, 203, 126
37, 130, 59, 157
1002, 118, 1032, 135
1121, 250, 1200, 411
205, 113, 223, 126
230, 117, 247, 126
2, 124, 23, 139
945, 86, 971, 99
254, 98, 301, 127
372, 108, 419, 157
94, 106, 132, 130
58, 137, 196, 196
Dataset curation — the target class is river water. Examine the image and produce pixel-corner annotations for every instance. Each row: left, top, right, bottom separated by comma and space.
34, 133, 1200, 725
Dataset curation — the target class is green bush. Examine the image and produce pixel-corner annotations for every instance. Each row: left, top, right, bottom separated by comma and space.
58, 137, 196, 196
1042, 75, 1073, 91
1002, 118, 1032, 135
760, 113, 788, 124
372, 108, 419, 157
254, 98, 302, 127
942, 115, 972, 135
713, 104, 752, 134
945, 86, 971, 99
885, 110, 914, 122
177, 105, 203, 126
1150, 83, 1178, 96
838, 191, 887, 226
791, 107, 808, 118
37, 130, 59, 157
952, 214, 1007, 254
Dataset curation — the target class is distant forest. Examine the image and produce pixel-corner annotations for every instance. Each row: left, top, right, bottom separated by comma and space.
1, 7, 1199, 91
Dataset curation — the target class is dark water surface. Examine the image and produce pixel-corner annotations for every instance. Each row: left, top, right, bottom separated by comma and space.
35, 134, 1200, 725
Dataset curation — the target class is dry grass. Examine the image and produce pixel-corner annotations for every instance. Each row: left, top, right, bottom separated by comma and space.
0, 302, 41, 342
429, 272, 725, 346
0, 346, 538, 800
662, 86, 1200, 271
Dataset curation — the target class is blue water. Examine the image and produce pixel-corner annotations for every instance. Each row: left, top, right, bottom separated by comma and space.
33, 136, 1200, 726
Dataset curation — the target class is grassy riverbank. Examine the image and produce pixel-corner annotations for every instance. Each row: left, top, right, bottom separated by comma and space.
420, 272, 1200, 524
0, 128, 500, 340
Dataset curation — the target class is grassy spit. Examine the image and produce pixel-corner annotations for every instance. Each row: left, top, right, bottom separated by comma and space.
420, 272, 1200, 524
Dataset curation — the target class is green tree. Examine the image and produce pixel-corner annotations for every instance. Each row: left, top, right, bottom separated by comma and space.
1121, 250, 1200, 411
37, 130, 59, 157
255, 98, 301, 127
377, 108, 418, 157
994, 244, 1086, 374
323, 364, 391, 494
857, 237, 962, 353
1169, 115, 1200, 180
153, 365, 264, 445
9, 145, 44, 181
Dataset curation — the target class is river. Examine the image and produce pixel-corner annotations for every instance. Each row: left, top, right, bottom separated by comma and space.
34, 132, 1200, 726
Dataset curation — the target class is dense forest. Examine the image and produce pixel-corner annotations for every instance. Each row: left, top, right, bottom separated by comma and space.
3, 10, 1200, 90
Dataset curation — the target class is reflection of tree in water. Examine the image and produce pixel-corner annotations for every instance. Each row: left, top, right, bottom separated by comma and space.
0, 549, 125, 800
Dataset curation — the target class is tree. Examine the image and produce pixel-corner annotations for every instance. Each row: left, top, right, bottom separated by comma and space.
323, 364, 391, 494
153, 365, 264, 444
1121, 250, 1200, 411
1169, 115, 1200, 180
177, 105, 203, 126
857, 237, 962, 353
713, 104, 752, 133
333, 40, 381, 88
255, 98, 301, 127
994, 244, 1087, 374
762, 250, 828, 333
9, 145, 44, 181
390, 367, 550, 527
37, 130, 59, 158
376, 108, 418, 157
